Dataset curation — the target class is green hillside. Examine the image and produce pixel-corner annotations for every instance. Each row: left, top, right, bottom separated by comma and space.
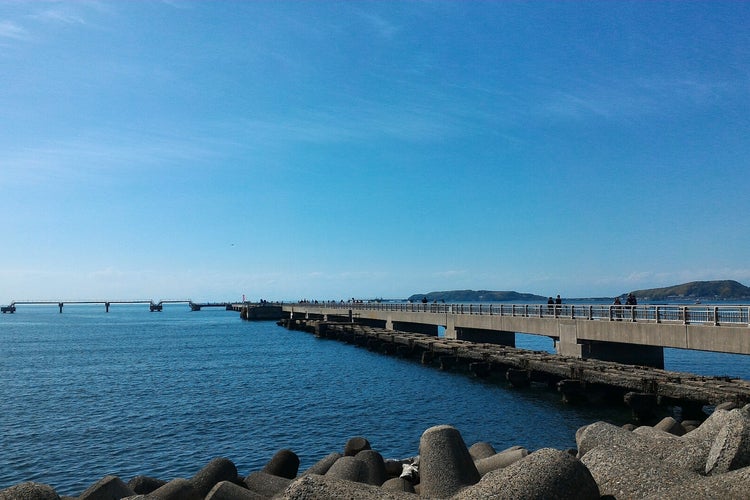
627, 280, 750, 301
407, 290, 547, 303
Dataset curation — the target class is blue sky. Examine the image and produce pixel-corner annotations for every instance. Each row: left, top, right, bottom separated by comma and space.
1, 1, 748, 302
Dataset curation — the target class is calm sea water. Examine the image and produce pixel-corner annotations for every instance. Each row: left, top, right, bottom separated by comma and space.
2, 304, 749, 496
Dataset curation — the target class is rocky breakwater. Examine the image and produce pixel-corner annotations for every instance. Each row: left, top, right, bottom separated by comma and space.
4, 404, 750, 499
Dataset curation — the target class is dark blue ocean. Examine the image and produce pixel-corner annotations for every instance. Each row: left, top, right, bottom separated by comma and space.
2, 304, 750, 496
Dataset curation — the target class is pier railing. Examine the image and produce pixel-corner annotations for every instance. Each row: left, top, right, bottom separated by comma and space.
297, 302, 750, 327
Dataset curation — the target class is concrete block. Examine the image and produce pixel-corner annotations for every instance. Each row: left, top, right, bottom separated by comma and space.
715, 401, 738, 411
418, 424, 480, 498
355, 449, 386, 486
468, 441, 496, 461
633, 425, 683, 441
474, 447, 529, 476
0, 482, 60, 500
576, 421, 636, 458
78, 475, 134, 500
261, 449, 300, 479
681, 420, 702, 433
344, 436, 371, 456
653, 416, 687, 436
642, 464, 750, 499
577, 421, 708, 473
301, 452, 341, 476
148, 478, 201, 500
706, 408, 750, 474
205, 481, 264, 500
381, 477, 415, 493
127, 475, 166, 495
325, 456, 368, 483
279, 474, 414, 499
581, 443, 698, 499
455, 448, 599, 500
243, 471, 291, 498
191, 457, 238, 497
683, 409, 731, 444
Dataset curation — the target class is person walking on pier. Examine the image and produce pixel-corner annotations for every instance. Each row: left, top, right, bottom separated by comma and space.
547, 297, 554, 315
555, 295, 562, 317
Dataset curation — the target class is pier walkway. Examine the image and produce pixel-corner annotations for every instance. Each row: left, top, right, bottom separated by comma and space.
283, 302, 750, 368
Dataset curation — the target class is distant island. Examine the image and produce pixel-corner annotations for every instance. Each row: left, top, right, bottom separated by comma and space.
407, 290, 547, 303
407, 280, 750, 303
625, 280, 750, 302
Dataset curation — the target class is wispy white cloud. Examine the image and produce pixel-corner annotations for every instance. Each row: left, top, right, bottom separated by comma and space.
32, 8, 86, 26
538, 73, 738, 123
353, 9, 400, 40
0, 130, 222, 188
159, 0, 194, 10
224, 99, 465, 150
0, 20, 28, 40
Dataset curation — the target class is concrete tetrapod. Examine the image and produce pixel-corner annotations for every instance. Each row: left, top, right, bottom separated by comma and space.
344, 436, 372, 456
705, 406, 750, 474
418, 424, 480, 498
261, 449, 300, 479
355, 449, 387, 486
454, 448, 599, 500
190, 457, 239, 498
77, 475, 134, 500
467, 441, 496, 461
0, 482, 60, 500
325, 456, 369, 483
244, 471, 291, 497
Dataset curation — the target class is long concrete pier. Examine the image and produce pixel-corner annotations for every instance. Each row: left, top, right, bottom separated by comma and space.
1, 300, 236, 313
283, 302, 750, 369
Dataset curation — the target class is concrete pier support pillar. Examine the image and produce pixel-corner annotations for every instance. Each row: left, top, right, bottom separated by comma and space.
581, 341, 664, 369
506, 369, 531, 388
393, 321, 439, 336
105, 302, 110, 313
455, 328, 515, 346
554, 323, 664, 369
624, 392, 658, 422
58, 302, 63, 313
445, 315, 456, 339
385, 315, 393, 331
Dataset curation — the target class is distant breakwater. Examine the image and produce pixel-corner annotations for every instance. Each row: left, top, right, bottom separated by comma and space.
281, 318, 750, 420
4, 405, 750, 499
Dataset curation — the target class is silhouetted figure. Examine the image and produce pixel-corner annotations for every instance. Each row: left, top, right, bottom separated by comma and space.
626, 293, 637, 320
613, 296, 622, 320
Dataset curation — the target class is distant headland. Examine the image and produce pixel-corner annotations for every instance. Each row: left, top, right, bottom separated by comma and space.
407, 290, 547, 303
408, 280, 750, 303
625, 280, 750, 302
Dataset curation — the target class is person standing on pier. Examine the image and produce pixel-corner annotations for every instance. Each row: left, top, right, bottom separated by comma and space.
547, 297, 554, 315
613, 296, 622, 320
555, 295, 562, 316
626, 293, 637, 320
